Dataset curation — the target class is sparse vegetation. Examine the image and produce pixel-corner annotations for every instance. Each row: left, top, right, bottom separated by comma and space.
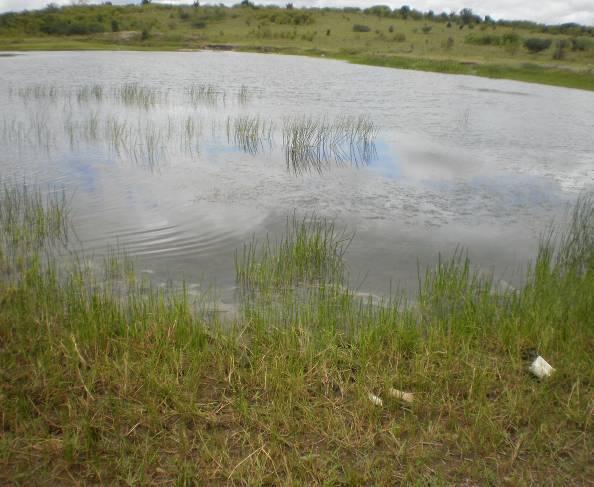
226, 114, 273, 154
282, 115, 377, 174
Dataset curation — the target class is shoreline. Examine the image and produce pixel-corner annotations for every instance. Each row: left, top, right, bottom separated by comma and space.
1, 42, 593, 92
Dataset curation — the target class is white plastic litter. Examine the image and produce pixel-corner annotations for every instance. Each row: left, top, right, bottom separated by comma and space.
368, 393, 383, 407
388, 388, 415, 403
529, 355, 555, 379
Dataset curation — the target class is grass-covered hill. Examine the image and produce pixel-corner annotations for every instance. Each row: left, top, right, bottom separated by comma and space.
1, 2, 593, 90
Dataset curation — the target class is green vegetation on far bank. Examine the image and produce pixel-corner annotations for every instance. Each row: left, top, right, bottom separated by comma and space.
0, 183, 593, 484
1, 3, 593, 91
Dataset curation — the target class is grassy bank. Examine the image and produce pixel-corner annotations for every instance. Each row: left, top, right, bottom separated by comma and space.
344, 54, 594, 91
1, 3, 594, 91
0, 184, 592, 484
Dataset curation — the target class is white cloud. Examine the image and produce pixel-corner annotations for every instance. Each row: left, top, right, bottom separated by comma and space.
0, 0, 593, 25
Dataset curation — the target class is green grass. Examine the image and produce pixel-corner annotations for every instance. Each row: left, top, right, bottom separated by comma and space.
346, 54, 594, 91
235, 212, 351, 292
0, 184, 592, 483
0, 184, 68, 271
1, 4, 593, 91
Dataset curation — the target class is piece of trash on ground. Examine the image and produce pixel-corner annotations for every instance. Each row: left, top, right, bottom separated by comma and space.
388, 388, 414, 403
529, 355, 555, 379
368, 392, 383, 406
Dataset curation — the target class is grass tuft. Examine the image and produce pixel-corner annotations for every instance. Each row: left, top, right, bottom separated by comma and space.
282, 115, 377, 174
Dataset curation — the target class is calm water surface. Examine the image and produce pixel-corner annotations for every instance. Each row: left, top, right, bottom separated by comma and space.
1, 51, 593, 305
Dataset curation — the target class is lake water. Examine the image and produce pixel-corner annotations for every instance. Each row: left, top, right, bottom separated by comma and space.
1, 51, 593, 306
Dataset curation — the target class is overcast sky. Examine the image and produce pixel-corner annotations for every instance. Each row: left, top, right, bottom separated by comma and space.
1, 0, 593, 26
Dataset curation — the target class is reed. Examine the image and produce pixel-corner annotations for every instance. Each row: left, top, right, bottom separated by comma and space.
76, 84, 104, 104
180, 115, 203, 154
113, 83, 161, 109
129, 121, 166, 168
282, 115, 377, 174
186, 83, 225, 107
0, 183, 68, 277
237, 84, 251, 105
226, 115, 273, 154
235, 212, 352, 292
14, 83, 60, 102
104, 116, 132, 154
1, 107, 375, 174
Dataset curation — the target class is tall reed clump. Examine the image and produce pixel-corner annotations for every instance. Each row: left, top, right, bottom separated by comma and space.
282, 115, 377, 174
0, 184, 68, 265
235, 213, 352, 292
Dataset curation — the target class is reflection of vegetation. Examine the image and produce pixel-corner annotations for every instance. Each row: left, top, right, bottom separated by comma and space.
282, 116, 377, 174
185, 83, 224, 106
0, 4, 592, 90
1, 184, 592, 483
2, 83, 375, 172
226, 115, 273, 154
114, 83, 160, 109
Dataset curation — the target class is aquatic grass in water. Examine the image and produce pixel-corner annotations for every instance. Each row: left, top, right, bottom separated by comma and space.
104, 116, 132, 153
0, 184, 68, 247
235, 213, 353, 292
1, 113, 54, 151
2, 86, 378, 175
2, 110, 378, 172
113, 83, 162, 109
11, 83, 60, 103
180, 115, 203, 155
1, 117, 28, 146
555, 195, 593, 272
282, 115, 377, 174
417, 247, 500, 333
186, 83, 225, 107
226, 115, 273, 154
237, 84, 250, 105
0, 183, 69, 276
76, 84, 104, 104
128, 121, 167, 169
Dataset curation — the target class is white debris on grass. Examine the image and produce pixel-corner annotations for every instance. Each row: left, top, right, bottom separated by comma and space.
368, 392, 383, 407
529, 355, 555, 379
388, 388, 414, 403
